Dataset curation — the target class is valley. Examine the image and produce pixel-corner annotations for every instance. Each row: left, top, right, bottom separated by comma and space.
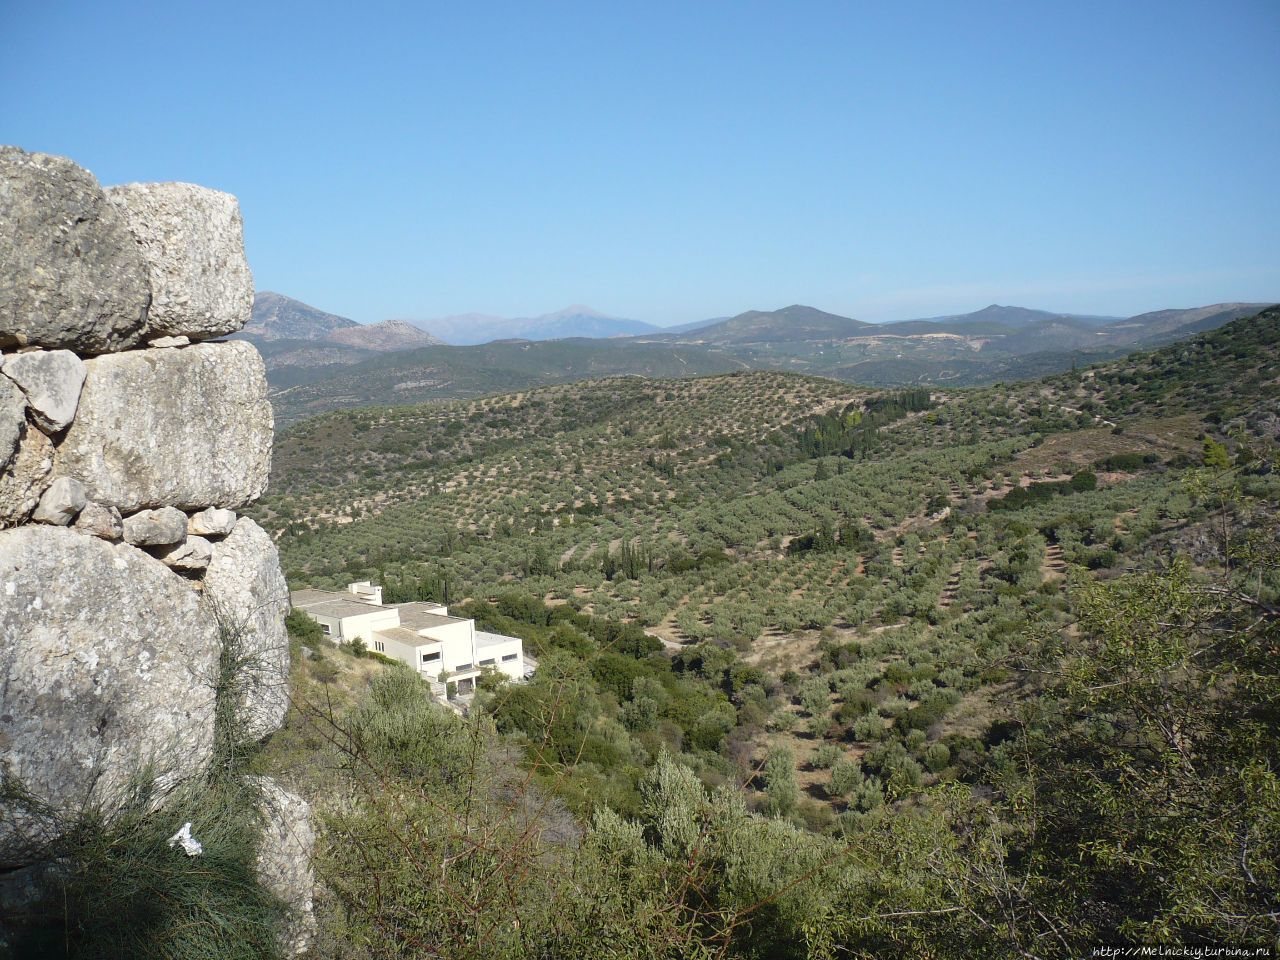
257, 307, 1279, 835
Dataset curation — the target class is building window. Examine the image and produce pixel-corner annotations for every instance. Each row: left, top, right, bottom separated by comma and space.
479, 658, 495, 667
321, 623, 332, 636
422, 651, 441, 663
373, 640, 385, 653
502, 653, 518, 662
456, 662, 473, 671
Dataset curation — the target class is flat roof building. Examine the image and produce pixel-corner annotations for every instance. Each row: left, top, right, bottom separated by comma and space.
290, 583, 529, 699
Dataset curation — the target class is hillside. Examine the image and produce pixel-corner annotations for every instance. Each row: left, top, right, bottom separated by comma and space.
1099, 301, 1272, 344
639, 300, 1276, 388
250, 308, 1280, 955
905, 303, 1119, 329
266, 337, 748, 424
323, 317, 443, 351
652, 304, 871, 344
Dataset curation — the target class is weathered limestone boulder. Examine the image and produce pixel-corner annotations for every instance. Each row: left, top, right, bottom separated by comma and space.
121, 506, 188, 546
188, 506, 237, 537
0, 426, 53, 526
0, 527, 219, 864
31, 477, 86, 525
105, 182, 253, 340
0, 349, 86, 433
204, 519, 290, 741
0, 376, 23, 471
72, 500, 122, 540
249, 777, 316, 956
54, 341, 272, 512
156, 534, 213, 571
0, 147, 151, 353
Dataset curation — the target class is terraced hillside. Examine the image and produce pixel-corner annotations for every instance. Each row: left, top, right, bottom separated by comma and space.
254, 307, 1279, 832
265, 338, 747, 425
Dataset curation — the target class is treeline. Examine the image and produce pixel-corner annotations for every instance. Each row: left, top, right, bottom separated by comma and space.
988, 469, 1097, 511
786, 517, 876, 555
798, 388, 933, 461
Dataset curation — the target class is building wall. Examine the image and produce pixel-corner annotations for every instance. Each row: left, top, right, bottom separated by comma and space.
477, 639, 524, 681
417, 620, 476, 673
337, 609, 400, 642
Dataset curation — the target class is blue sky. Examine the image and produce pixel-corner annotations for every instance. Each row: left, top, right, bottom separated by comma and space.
3, 1, 1277, 325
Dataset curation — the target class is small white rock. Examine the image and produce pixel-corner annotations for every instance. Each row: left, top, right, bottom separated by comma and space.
148, 335, 190, 348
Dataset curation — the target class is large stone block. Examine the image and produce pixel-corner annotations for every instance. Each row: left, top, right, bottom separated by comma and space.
54, 341, 272, 512
0, 527, 220, 864
121, 506, 188, 546
0, 349, 86, 433
0, 425, 53, 527
105, 182, 253, 340
0, 147, 151, 353
204, 519, 290, 742
249, 776, 316, 956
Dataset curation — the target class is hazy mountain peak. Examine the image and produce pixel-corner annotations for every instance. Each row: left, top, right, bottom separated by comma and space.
415, 305, 657, 344
246, 291, 360, 340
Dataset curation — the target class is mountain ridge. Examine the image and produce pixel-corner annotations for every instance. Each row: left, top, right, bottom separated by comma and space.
412, 305, 658, 344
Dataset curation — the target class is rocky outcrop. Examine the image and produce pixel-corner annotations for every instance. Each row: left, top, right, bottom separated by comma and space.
106, 182, 253, 341
54, 341, 272, 512
250, 777, 317, 955
0, 526, 220, 863
0, 148, 311, 949
205, 519, 291, 742
0, 147, 151, 353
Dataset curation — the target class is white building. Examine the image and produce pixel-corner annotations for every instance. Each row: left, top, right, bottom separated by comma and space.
290, 582, 528, 699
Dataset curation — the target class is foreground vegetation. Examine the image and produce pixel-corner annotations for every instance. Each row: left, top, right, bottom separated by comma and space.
254, 308, 1280, 956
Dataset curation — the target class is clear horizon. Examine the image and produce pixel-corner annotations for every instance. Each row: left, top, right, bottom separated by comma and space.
4, 1, 1278, 325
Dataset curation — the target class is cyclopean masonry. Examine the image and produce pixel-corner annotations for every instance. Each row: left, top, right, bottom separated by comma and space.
0, 146, 314, 955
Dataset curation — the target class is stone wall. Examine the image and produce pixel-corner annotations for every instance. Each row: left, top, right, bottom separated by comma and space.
0, 146, 314, 952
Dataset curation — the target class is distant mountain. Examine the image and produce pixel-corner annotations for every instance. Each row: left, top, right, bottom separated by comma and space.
246, 292, 361, 340
1099, 303, 1275, 345
324, 318, 443, 351
659, 316, 730, 335
236, 294, 442, 368
650, 305, 871, 344
902, 304, 1120, 331
417, 305, 657, 344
